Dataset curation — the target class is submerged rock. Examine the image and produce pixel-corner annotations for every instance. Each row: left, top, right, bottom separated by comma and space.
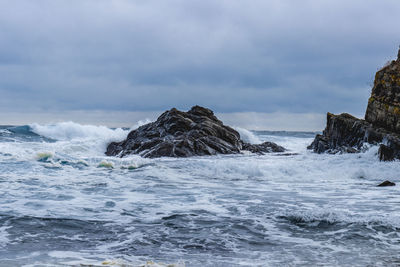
106, 106, 285, 158
309, 48, 400, 161
377, 180, 396, 187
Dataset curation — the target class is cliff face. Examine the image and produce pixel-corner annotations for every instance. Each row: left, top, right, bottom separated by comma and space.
308, 112, 400, 160
365, 54, 400, 133
308, 113, 382, 154
309, 48, 400, 161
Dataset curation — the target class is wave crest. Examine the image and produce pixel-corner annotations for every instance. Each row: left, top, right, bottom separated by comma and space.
234, 127, 261, 144
29, 121, 128, 142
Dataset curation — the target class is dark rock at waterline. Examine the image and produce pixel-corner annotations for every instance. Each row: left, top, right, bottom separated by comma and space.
379, 144, 395, 161
242, 141, 285, 154
273, 152, 300, 156
307, 113, 368, 154
309, 48, 400, 161
377, 180, 396, 187
307, 112, 400, 157
106, 105, 286, 158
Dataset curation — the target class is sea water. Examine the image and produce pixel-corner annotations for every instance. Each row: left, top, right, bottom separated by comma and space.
0, 123, 400, 266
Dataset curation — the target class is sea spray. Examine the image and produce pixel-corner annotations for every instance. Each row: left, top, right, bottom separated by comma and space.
30, 121, 128, 142
97, 161, 114, 169
29, 122, 130, 157
233, 127, 262, 144
1, 126, 400, 266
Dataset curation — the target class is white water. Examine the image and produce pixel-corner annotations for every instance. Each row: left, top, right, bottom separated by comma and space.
0, 122, 400, 266
234, 127, 262, 144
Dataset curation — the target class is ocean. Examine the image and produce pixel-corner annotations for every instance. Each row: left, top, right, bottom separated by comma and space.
0, 122, 400, 266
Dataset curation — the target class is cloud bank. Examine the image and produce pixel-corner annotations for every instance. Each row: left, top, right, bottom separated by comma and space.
0, 0, 399, 129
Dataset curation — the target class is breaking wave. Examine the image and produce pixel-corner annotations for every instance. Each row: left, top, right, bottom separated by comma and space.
30, 121, 128, 142
234, 127, 262, 144
1, 123, 400, 266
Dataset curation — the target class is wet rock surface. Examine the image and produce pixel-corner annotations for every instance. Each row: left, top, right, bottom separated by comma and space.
308, 113, 400, 156
309, 48, 400, 161
242, 142, 285, 154
365, 52, 400, 133
106, 106, 285, 158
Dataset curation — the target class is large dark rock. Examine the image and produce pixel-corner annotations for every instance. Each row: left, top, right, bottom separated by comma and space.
365, 51, 400, 133
106, 106, 285, 158
308, 112, 400, 159
309, 48, 400, 161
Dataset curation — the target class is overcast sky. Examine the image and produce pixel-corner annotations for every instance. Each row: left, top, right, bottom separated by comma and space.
0, 0, 399, 129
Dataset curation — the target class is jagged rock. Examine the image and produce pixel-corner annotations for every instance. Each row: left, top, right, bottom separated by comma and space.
308, 134, 329, 153
308, 112, 400, 158
309, 48, 400, 161
106, 106, 285, 158
242, 142, 285, 154
377, 180, 396, 187
308, 113, 385, 153
365, 54, 400, 133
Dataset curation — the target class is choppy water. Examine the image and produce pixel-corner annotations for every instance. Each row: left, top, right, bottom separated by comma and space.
1, 123, 400, 266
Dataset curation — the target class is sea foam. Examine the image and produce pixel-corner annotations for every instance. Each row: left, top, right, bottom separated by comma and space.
234, 127, 261, 144
30, 121, 128, 142
1, 125, 400, 266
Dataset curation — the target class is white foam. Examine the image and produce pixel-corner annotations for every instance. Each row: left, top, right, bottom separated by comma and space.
25, 122, 130, 159
257, 134, 313, 152
279, 208, 400, 228
45, 251, 185, 267
0, 122, 156, 170
0, 129, 11, 135
2, 131, 400, 266
234, 127, 262, 144
0, 226, 10, 247
30, 121, 128, 142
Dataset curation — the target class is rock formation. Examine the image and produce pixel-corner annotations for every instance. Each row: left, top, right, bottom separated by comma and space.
365, 52, 400, 132
106, 105, 285, 158
309, 48, 400, 161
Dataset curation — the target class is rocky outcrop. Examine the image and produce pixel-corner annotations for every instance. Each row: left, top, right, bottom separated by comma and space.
365, 53, 400, 133
106, 106, 285, 158
309, 48, 400, 161
242, 142, 285, 154
308, 112, 400, 156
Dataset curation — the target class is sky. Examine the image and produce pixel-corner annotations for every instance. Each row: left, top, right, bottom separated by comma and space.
0, 0, 400, 130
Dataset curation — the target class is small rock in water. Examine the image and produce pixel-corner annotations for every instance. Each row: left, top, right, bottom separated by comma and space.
377, 180, 396, 187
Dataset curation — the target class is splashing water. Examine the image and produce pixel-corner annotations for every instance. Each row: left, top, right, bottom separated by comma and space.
0, 123, 399, 266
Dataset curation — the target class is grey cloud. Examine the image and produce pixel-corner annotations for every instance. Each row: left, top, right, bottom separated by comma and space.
0, 0, 399, 118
